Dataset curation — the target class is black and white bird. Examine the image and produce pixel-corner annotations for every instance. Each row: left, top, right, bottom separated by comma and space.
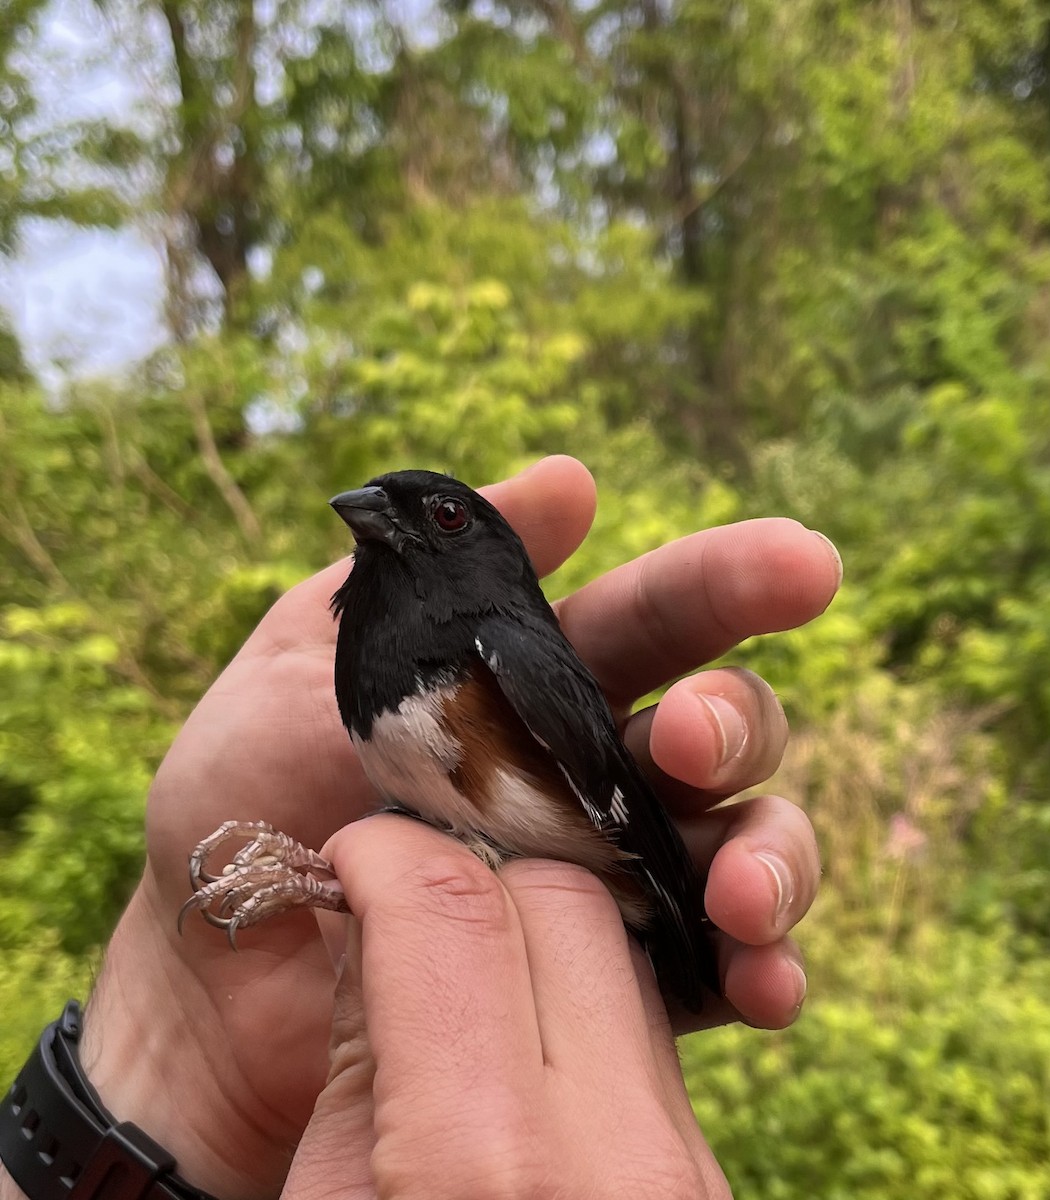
181, 470, 720, 1011
326, 470, 720, 1011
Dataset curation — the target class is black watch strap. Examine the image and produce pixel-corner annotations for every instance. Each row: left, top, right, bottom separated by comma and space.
0, 1001, 218, 1200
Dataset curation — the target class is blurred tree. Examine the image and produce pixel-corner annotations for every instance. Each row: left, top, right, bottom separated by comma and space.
3, 2, 1050, 1188
0, 318, 29, 381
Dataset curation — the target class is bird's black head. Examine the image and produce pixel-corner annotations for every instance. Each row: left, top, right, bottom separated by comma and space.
330, 470, 545, 619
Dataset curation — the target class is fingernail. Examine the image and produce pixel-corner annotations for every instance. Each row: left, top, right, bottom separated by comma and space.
755, 850, 794, 926
697, 693, 749, 769
789, 960, 808, 1014
808, 529, 843, 589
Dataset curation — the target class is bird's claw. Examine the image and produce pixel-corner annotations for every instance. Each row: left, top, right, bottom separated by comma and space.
180, 819, 351, 943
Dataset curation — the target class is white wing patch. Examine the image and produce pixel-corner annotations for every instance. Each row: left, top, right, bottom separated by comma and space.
642, 865, 689, 936
608, 787, 629, 827
474, 636, 500, 672
551, 761, 605, 828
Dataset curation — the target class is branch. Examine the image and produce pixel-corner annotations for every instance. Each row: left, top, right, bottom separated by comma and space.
130, 453, 198, 520
0, 500, 181, 718
184, 389, 262, 545
529, 0, 594, 71
674, 136, 759, 224
0, 500, 66, 592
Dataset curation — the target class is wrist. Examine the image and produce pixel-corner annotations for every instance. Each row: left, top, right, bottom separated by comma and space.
2, 996, 218, 1200
78, 879, 280, 1200
1, 1164, 27, 1200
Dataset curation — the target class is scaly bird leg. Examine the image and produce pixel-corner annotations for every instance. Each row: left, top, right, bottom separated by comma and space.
179, 820, 350, 946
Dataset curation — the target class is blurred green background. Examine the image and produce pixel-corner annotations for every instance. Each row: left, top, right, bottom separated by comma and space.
2, 1, 1050, 1195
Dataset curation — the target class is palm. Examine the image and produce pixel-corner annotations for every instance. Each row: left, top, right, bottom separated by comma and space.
145, 560, 373, 1146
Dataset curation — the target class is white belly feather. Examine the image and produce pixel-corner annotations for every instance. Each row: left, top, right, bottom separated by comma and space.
352, 684, 625, 876
353, 685, 480, 832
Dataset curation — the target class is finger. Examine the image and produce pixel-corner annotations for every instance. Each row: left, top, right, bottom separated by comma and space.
323, 816, 548, 1191
670, 937, 808, 1035
622, 668, 789, 810
696, 794, 821, 945
499, 859, 722, 1195
724, 939, 808, 1030
624, 941, 715, 1149
327, 815, 542, 1084
282, 929, 376, 1200
491, 455, 597, 580
498, 858, 655, 1078
257, 456, 597, 652
556, 519, 842, 708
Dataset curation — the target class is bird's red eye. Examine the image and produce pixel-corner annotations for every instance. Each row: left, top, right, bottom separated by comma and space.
431, 497, 470, 533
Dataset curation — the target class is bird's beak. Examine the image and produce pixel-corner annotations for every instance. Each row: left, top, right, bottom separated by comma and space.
330, 487, 401, 547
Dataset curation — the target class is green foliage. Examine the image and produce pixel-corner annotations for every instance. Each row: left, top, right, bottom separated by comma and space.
0, 935, 93, 1088
685, 926, 1050, 1200
4, 1, 1050, 1194
0, 599, 172, 953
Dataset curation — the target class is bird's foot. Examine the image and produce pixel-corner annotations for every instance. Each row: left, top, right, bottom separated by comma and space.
179, 819, 350, 946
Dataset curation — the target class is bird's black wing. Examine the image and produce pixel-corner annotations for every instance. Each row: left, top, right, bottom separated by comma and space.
474, 613, 719, 1010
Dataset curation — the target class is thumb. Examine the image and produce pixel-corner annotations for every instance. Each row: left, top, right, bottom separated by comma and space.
281, 916, 377, 1200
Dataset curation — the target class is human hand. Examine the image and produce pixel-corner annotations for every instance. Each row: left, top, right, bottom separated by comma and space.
284, 815, 733, 1200
68, 456, 835, 1200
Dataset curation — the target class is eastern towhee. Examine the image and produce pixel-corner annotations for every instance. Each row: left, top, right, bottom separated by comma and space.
182, 470, 720, 1012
